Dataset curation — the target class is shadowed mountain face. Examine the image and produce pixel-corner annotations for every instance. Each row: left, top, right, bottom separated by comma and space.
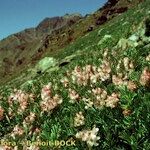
0, 14, 82, 77
0, 0, 142, 82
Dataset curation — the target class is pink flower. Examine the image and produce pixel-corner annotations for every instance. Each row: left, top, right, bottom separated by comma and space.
69, 89, 80, 103
105, 93, 120, 108
11, 125, 24, 138
61, 77, 69, 87
41, 84, 52, 100
0, 106, 4, 121
112, 75, 124, 86
127, 81, 137, 91
40, 84, 62, 112
140, 67, 150, 86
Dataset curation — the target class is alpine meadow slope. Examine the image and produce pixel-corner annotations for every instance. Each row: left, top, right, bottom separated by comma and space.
0, 0, 150, 150
0, 0, 141, 84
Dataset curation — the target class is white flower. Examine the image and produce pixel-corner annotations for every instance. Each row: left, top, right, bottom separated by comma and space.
41, 84, 52, 101
112, 75, 124, 86
105, 93, 120, 108
146, 53, 150, 61
82, 98, 93, 109
60, 77, 69, 87
123, 57, 129, 70
75, 126, 100, 147
68, 89, 80, 103
40, 84, 62, 112
8, 90, 29, 114
123, 57, 134, 72
74, 112, 85, 127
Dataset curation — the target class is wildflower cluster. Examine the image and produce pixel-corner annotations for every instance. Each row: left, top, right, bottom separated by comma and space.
112, 73, 137, 91
117, 57, 134, 74
68, 89, 80, 103
105, 93, 120, 108
82, 97, 94, 109
11, 125, 24, 139
75, 126, 100, 147
140, 67, 150, 86
23, 112, 36, 125
0, 105, 4, 120
0, 145, 13, 150
64, 61, 111, 86
74, 111, 85, 127
8, 89, 30, 116
92, 88, 107, 108
82, 88, 120, 109
40, 83, 63, 112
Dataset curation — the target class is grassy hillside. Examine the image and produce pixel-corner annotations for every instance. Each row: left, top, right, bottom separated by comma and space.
0, 0, 141, 84
0, 0, 150, 150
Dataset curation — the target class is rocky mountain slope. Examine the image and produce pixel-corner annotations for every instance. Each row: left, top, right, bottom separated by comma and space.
0, 13, 82, 77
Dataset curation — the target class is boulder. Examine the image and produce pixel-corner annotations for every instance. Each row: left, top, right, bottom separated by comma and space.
35, 57, 57, 73
128, 34, 139, 42
117, 38, 138, 50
